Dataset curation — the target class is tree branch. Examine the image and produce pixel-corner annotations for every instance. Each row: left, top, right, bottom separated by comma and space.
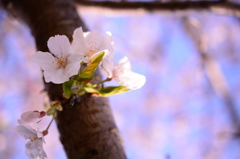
75, 0, 240, 17
182, 17, 240, 135
1, 0, 127, 158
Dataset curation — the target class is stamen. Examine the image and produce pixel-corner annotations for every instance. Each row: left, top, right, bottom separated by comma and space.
54, 53, 67, 68
87, 41, 99, 54
29, 136, 39, 143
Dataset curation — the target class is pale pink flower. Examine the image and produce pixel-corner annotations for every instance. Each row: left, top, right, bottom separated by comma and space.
32, 35, 84, 84
71, 27, 114, 63
16, 125, 47, 159
18, 111, 46, 125
101, 56, 146, 90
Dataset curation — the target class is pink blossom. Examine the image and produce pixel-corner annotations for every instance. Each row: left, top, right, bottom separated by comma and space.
71, 27, 114, 63
16, 125, 47, 159
101, 56, 146, 90
18, 111, 46, 125
32, 35, 84, 84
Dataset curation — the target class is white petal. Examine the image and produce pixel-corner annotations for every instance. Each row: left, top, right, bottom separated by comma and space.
18, 111, 41, 125
32, 51, 63, 83
43, 70, 54, 83
116, 56, 131, 72
115, 72, 146, 90
48, 68, 69, 84
43, 67, 70, 84
32, 51, 58, 71
37, 130, 43, 138
16, 125, 37, 139
85, 30, 104, 52
85, 30, 114, 58
64, 54, 84, 77
99, 32, 114, 57
89, 31, 114, 57
25, 140, 47, 159
38, 140, 47, 159
71, 27, 88, 55
83, 31, 90, 37
83, 57, 91, 63
101, 56, 114, 78
47, 35, 70, 57
25, 141, 39, 159
106, 31, 112, 36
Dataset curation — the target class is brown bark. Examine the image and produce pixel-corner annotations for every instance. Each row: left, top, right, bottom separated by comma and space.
1, 0, 127, 158
76, 0, 240, 17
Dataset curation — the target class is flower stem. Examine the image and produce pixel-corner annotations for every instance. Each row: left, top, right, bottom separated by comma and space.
95, 78, 112, 86
45, 114, 55, 131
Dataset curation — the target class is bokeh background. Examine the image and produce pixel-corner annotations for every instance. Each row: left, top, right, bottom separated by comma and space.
1, 1, 240, 159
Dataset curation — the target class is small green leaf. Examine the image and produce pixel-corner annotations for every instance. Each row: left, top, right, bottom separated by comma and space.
56, 104, 63, 111
79, 52, 105, 78
62, 80, 75, 99
82, 83, 99, 94
71, 81, 84, 93
81, 84, 130, 97
78, 77, 95, 86
76, 89, 86, 95
98, 86, 130, 97
46, 107, 55, 116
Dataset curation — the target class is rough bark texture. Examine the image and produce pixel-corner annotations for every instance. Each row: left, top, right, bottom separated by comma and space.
1, 0, 127, 158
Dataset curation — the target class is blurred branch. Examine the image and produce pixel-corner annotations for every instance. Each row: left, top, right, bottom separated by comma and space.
183, 17, 240, 135
200, 48, 240, 134
75, 0, 240, 17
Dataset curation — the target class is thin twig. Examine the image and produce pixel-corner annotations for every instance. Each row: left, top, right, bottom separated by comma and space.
45, 115, 55, 131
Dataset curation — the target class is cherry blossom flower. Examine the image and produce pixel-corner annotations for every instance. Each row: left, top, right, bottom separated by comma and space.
32, 35, 84, 84
101, 56, 146, 90
71, 27, 114, 63
16, 125, 47, 159
18, 111, 46, 125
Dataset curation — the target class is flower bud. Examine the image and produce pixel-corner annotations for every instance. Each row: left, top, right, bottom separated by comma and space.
42, 130, 48, 136
39, 111, 46, 118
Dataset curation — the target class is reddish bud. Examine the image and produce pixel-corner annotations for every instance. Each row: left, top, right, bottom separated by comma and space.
106, 78, 112, 81
42, 130, 48, 136
39, 111, 46, 118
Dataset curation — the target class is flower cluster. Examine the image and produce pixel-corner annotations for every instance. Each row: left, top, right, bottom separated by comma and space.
16, 27, 146, 159
16, 111, 47, 159
18, 27, 146, 159
32, 27, 146, 98
16, 102, 61, 159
